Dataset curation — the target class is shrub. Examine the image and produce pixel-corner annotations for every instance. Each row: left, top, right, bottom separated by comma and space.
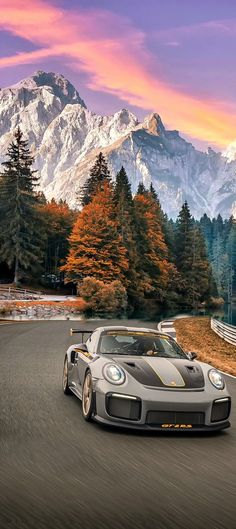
207, 297, 225, 308
79, 277, 127, 316
0, 302, 14, 314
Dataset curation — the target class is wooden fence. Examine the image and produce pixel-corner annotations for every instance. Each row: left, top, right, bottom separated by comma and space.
211, 317, 236, 346
0, 286, 42, 300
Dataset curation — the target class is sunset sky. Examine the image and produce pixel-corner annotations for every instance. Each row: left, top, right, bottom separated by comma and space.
1, 0, 236, 150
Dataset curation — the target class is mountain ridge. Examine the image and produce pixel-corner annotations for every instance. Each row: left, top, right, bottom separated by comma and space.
0, 71, 236, 219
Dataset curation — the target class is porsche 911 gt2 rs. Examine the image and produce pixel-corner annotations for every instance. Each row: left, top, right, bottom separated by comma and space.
62, 325, 231, 431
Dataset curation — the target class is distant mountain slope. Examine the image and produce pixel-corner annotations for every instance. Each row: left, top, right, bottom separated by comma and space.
0, 70, 235, 218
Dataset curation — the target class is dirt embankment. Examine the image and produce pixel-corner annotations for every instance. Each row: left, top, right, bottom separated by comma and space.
174, 317, 236, 376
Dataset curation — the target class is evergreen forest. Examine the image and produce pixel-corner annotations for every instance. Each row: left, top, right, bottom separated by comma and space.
0, 130, 235, 315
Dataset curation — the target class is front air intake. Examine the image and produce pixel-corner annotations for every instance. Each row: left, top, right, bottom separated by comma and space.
211, 398, 231, 422
106, 394, 141, 421
146, 410, 205, 426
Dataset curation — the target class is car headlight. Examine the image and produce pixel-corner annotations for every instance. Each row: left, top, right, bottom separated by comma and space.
208, 369, 225, 390
103, 364, 126, 385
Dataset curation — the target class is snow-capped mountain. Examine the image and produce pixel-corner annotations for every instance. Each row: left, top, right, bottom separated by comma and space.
0, 70, 236, 218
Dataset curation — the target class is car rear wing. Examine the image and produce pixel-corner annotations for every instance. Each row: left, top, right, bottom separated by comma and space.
70, 329, 93, 342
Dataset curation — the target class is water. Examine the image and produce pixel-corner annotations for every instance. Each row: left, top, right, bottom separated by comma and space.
217, 303, 236, 326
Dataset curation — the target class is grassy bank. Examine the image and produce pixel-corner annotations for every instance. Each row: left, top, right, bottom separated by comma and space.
174, 317, 236, 376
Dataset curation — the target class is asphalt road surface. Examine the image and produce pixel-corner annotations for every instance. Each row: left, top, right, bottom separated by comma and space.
0, 320, 235, 529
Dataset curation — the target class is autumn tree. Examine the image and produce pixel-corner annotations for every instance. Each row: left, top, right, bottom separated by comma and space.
63, 181, 128, 284
79, 277, 127, 315
134, 190, 175, 300
80, 152, 111, 206
0, 127, 44, 283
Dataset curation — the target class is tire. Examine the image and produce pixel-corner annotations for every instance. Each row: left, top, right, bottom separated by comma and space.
82, 371, 95, 421
63, 357, 72, 395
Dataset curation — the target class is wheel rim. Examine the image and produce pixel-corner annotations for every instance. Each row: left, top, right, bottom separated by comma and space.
82, 373, 92, 416
63, 360, 68, 390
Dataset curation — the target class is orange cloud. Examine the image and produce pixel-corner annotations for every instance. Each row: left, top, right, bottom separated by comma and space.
0, 0, 236, 147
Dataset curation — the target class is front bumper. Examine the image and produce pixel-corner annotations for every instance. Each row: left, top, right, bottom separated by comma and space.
93, 415, 230, 432
93, 381, 231, 432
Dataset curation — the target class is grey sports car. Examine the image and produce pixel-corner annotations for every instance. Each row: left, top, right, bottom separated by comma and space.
63, 325, 231, 431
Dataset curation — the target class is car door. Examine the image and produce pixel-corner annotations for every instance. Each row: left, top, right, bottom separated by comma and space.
75, 331, 99, 392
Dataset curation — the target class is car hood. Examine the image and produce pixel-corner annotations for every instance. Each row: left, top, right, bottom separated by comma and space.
105, 355, 205, 389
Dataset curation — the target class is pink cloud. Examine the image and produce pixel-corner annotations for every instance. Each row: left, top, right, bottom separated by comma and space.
0, 0, 236, 147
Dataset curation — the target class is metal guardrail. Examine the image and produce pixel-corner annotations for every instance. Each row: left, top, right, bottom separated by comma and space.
211, 317, 236, 346
0, 286, 42, 300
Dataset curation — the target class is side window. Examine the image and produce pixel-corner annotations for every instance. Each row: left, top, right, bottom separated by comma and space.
86, 331, 99, 354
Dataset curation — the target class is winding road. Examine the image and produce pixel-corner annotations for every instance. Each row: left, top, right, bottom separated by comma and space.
0, 320, 235, 529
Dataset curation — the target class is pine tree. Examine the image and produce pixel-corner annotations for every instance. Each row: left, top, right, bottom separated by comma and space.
175, 202, 212, 306
149, 182, 159, 202
190, 227, 213, 305
63, 181, 128, 284
80, 152, 111, 206
211, 230, 226, 296
163, 217, 176, 260
214, 214, 224, 236
114, 166, 139, 298
149, 183, 174, 255
175, 201, 194, 269
226, 218, 236, 297
199, 213, 213, 257
0, 128, 44, 283
114, 166, 133, 206
40, 199, 76, 280
136, 182, 147, 195
134, 191, 175, 300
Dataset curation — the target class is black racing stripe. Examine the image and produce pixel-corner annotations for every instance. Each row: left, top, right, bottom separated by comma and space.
117, 358, 165, 387
170, 359, 205, 388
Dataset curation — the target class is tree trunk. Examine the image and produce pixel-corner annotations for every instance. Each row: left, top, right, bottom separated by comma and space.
14, 256, 19, 285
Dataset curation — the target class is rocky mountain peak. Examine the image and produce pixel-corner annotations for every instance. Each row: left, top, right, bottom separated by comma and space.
223, 140, 236, 162
142, 113, 165, 136
110, 109, 139, 134
11, 70, 86, 108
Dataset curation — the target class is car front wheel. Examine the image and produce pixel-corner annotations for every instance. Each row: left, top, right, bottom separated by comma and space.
63, 357, 72, 395
82, 371, 95, 421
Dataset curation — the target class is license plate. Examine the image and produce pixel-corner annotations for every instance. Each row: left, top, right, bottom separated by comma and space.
161, 424, 193, 429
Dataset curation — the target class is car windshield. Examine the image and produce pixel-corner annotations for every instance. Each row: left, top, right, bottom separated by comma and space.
98, 331, 187, 359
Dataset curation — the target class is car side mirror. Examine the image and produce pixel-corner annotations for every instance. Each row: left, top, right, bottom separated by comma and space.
71, 344, 88, 364
187, 352, 198, 361
77, 343, 88, 353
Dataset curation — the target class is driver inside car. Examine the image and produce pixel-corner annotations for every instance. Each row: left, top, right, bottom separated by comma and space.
141, 338, 158, 356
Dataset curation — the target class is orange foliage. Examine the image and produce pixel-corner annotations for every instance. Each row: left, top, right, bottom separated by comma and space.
134, 193, 176, 297
79, 277, 127, 314
62, 182, 128, 284
40, 199, 76, 234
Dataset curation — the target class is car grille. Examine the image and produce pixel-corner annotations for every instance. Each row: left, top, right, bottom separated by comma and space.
146, 410, 205, 426
211, 399, 231, 422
